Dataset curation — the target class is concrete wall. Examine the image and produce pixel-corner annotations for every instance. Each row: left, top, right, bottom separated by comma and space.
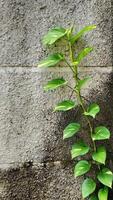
0, 0, 113, 199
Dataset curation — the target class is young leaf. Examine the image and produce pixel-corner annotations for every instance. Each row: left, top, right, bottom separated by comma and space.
97, 168, 113, 188
98, 186, 108, 200
63, 123, 80, 139
92, 146, 106, 165
74, 160, 91, 177
75, 77, 91, 91
54, 100, 77, 112
92, 126, 110, 141
70, 25, 96, 44
42, 27, 67, 45
84, 103, 100, 118
90, 194, 98, 200
38, 53, 64, 68
44, 78, 67, 91
66, 26, 74, 39
71, 141, 90, 159
82, 178, 96, 198
76, 47, 93, 64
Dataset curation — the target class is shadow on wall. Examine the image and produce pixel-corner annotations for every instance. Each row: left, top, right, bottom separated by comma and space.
88, 71, 113, 199
112, 0, 113, 66
107, 72, 113, 199
0, 162, 48, 200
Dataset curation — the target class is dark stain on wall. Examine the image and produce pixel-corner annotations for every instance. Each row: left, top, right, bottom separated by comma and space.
0, 162, 47, 200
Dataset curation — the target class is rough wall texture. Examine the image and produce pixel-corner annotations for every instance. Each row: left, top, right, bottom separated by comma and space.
0, 0, 112, 66
0, 0, 113, 199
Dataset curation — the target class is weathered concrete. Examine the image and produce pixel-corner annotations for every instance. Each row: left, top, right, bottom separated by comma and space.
0, 66, 113, 167
0, 0, 113, 199
0, 66, 113, 199
0, 162, 82, 200
0, 0, 112, 67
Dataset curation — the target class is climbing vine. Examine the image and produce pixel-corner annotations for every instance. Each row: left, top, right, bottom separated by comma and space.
38, 25, 113, 200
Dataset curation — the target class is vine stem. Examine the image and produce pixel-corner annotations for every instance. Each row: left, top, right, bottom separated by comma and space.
64, 58, 75, 74
68, 42, 96, 152
76, 90, 96, 152
67, 41, 98, 200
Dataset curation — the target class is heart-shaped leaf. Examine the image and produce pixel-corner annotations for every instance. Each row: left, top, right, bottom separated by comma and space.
42, 27, 67, 45
92, 126, 110, 141
82, 178, 96, 198
92, 146, 106, 164
98, 186, 108, 200
70, 25, 96, 44
97, 168, 113, 188
38, 53, 64, 68
63, 123, 80, 139
71, 141, 90, 159
84, 103, 100, 118
75, 77, 91, 91
89, 194, 98, 200
44, 78, 67, 91
74, 160, 91, 177
54, 100, 77, 112
76, 47, 93, 64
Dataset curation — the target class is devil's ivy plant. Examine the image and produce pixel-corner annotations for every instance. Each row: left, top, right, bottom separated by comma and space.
38, 25, 113, 200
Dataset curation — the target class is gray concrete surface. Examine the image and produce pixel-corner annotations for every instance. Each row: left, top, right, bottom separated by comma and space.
0, 162, 82, 200
0, 66, 112, 169
0, 66, 113, 199
0, 0, 112, 67
0, 0, 113, 199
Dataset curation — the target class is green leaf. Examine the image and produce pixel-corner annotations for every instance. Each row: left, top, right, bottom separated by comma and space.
76, 47, 93, 64
63, 123, 80, 139
84, 103, 100, 118
90, 194, 98, 200
44, 78, 67, 91
42, 27, 67, 45
74, 160, 91, 177
54, 100, 77, 112
92, 126, 110, 141
71, 141, 90, 159
92, 146, 106, 165
38, 53, 64, 68
70, 25, 96, 44
98, 186, 108, 200
82, 178, 96, 198
97, 168, 113, 188
76, 77, 91, 91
